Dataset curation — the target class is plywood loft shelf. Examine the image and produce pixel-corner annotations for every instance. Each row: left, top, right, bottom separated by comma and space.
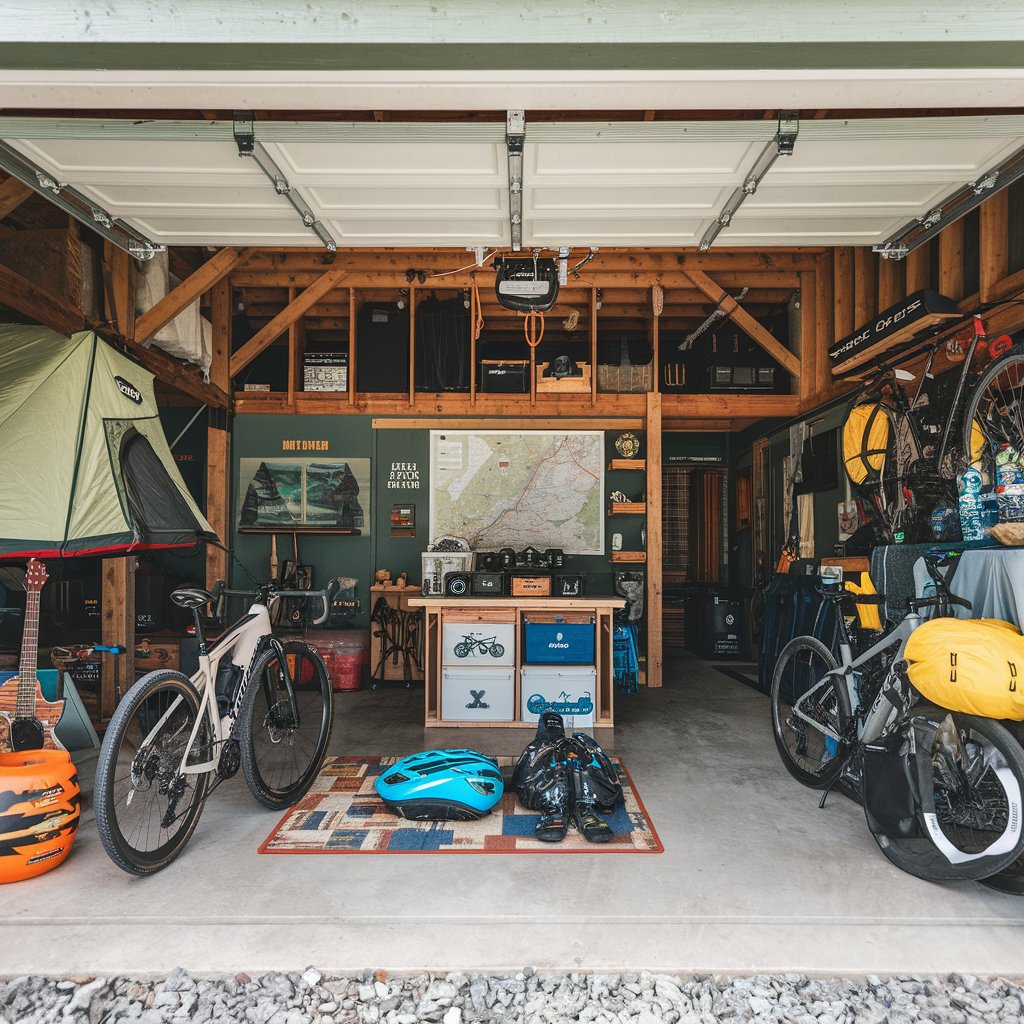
238, 527, 361, 535
608, 459, 646, 471
611, 551, 647, 563
610, 502, 646, 515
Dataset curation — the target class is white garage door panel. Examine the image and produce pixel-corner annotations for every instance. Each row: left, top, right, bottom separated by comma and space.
745, 182, 944, 211
11, 138, 251, 178
325, 219, 508, 244
79, 183, 290, 211
725, 215, 904, 244
529, 185, 719, 212
309, 186, 503, 214
528, 140, 759, 179
526, 218, 705, 244
266, 140, 503, 179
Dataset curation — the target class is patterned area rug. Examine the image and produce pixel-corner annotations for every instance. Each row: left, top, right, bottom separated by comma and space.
259, 755, 663, 854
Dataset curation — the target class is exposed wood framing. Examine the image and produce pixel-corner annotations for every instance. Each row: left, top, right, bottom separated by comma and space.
904, 245, 930, 294
979, 190, 1009, 304
348, 287, 357, 406
408, 285, 416, 407
683, 269, 800, 378
0, 176, 33, 219
229, 266, 348, 377
135, 246, 250, 346
209, 277, 230, 394
0, 258, 82, 337
798, 271, 817, 402
123, 337, 232, 409
814, 253, 834, 396
985, 265, 1024, 306
877, 253, 902, 310
853, 248, 877, 328
101, 557, 135, 723
287, 286, 302, 409
645, 391, 663, 688
373, 417, 645, 430
939, 218, 965, 301
104, 242, 136, 341
205, 425, 230, 591
590, 286, 598, 407
833, 247, 854, 339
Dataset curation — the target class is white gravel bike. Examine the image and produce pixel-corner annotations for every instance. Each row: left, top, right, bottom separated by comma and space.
95, 577, 353, 875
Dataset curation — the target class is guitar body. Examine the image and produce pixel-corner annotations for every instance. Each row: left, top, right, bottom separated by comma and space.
0, 676, 65, 753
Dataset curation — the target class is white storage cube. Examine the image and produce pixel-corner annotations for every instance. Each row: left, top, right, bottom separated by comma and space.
520, 666, 597, 728
441, 667, 515, 722
441, 622, 516, 667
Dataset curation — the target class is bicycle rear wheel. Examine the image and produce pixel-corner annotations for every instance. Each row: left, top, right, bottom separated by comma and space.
873, 711, 1024, 882
980, 719, 1024, 895
238, 640, 333, 810
962, 344, 1024, 479
94, 670, 213, 875
770, 636, 852, 789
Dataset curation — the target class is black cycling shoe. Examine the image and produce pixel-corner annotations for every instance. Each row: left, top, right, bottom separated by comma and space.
573, 803, 613, 843
535, 810, 571, 842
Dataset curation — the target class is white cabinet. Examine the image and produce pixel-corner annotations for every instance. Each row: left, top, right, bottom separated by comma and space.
441, 667, 516, 722
441, 622, 516, 667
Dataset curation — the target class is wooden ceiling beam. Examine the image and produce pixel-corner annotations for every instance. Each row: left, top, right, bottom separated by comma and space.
230, 266, 348, 377
135, 246, 253, 345
683, 268, 801, 378
0, 176, 34, 219
0, 259, 83, 337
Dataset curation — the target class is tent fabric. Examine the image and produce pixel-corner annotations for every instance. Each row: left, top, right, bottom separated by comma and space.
0, 325, 217, 559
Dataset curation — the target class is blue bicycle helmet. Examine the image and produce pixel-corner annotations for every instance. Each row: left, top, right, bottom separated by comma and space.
375, 750, 504, 821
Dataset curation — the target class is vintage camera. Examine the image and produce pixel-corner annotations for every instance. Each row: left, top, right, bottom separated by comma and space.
443, 572, 473, 597
555, 574, 584, 597
471, 572, 506, 596
475, 551, 502, 572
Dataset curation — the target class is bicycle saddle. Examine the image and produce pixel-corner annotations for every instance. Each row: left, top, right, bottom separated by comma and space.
171, 587, 213, 610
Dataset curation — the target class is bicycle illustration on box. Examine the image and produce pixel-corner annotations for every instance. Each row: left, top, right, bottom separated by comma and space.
453, 635, 505, 659
527, 691, 594, 716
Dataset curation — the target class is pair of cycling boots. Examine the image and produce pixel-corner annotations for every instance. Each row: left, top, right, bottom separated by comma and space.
511, 712, 624, 844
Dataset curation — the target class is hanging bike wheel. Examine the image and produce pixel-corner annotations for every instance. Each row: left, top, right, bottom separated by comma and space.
94, 671, 213, 875
770, 636, 852, 789
962, 344, 1024, 481
238, 640, 334, 810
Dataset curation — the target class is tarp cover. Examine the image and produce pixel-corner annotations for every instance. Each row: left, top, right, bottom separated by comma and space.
0, 324, 217, 559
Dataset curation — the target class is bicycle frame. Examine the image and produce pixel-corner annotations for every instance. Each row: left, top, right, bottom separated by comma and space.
790, 607, 923, 747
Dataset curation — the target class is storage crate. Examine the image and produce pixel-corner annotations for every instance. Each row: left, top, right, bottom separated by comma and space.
597, 361, 653, 393
442, 622, 516, 667
523, 613, 595, 664
442, 667, 515, 722
521, 666, 596, 727
421, 551, 474, 596
536, 362, 592, 393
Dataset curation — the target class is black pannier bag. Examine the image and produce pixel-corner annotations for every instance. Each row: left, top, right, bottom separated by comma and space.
414, 295, 471, 392
862, 713, 937, 841
356, 302, 410, 393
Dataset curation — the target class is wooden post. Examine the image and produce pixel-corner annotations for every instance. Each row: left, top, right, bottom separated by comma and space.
287, 286, 299, 409
650, 285, 660, 394
348, 288, 357, 405
905, 245, 930, 294
877, 254, 902, 311
833, 247, 854, 339
979, 191, 1009, 303
590, 286, 598, 407
101, 557, 136, 722
939, 219, 965, 300
645, 391, 663, 688
209, 276, 230, 395
853, 248, 877, 327
469, 283, 477, 406
798, 270, 817, 403
408, 286, 416, 407
815, 253, 834, 396
105, 242, 136, 342
206, 421, 230, 591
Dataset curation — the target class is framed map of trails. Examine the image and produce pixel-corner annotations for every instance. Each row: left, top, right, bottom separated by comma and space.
430, 431, 604, 554
238, 458, 370, 534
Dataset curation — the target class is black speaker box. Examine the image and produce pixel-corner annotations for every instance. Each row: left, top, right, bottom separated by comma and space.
471, 572, 506, 596
555, 574, 584, 597
443, 571, 473, 597
357, 302, 410, 392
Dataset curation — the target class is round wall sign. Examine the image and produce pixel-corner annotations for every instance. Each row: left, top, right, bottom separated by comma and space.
615, 432, 641, 459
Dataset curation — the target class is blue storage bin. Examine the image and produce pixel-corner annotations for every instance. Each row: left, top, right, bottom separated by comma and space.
523, 614, 595, 664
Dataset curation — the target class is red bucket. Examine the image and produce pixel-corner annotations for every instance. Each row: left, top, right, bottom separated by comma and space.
308, 630, 370, 692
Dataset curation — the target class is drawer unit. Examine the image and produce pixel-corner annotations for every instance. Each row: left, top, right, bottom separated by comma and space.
523, 613, 595, 664
521, 666, 596, 727
441, 667, 515, 722
442, 621, 516, 667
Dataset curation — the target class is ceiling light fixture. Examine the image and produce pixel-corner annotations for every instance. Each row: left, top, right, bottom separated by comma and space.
873, 142, 1024, 260
698, 113, 799, 252
233, 114, 337, 253
0, 139, 163, 260
506, 110, 526, 253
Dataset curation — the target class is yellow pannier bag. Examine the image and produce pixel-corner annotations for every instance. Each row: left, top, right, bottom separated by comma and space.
904, 617, 1024, 720
844, 573, 883, 631
843, 402, 890, 485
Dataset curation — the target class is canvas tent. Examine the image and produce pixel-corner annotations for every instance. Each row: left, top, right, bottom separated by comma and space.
0, 325, 217, 559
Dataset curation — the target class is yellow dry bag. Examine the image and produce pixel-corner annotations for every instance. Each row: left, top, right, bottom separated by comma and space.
904, 617, 1024, 721
843, 403, 891, 486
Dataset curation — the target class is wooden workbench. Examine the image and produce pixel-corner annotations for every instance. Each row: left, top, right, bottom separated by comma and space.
407, 596, 624, 728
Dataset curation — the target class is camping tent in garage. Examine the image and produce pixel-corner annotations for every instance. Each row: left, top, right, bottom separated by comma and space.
0, 324, 217, 559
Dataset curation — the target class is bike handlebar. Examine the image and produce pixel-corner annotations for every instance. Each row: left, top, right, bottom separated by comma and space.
213, 576, 357, 627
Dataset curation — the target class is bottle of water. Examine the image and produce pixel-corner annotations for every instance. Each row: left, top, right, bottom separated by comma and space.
958, 467, 985, 542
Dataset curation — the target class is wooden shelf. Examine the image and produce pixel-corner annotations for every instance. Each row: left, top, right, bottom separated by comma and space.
608, 459, 646, 471
610, 551, 647, 563
609, 502, 646, 515
238, 527, 361, 535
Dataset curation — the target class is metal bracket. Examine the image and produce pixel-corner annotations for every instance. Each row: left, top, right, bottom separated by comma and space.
0, 140, 164, 260
506, 109, 526, 252
233, 112, 337, 253
700, 112, 800, 252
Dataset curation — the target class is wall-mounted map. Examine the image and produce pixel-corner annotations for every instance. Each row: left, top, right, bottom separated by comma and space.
238, 458, 370, 533
430, 431, 603, 554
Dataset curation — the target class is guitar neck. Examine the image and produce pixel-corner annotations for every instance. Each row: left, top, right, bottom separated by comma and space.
17, 589, 40, 717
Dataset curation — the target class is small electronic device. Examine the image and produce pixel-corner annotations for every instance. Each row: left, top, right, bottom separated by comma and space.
494, 256, 560, 312
475, 551, 502, 572
510, 574, 553, 597
443, 572, 473, 597
544, 548, 565, 570
555, 574, 584, 598
471, 572, 506, 596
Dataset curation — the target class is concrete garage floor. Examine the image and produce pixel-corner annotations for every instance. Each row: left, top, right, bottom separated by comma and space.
3, 655, 1023, 977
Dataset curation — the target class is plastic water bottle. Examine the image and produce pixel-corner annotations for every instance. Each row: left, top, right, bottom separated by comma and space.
958, 467, 985, 542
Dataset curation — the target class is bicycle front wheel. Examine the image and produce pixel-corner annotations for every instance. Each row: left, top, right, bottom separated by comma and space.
94, 670, 213, 875
238, 640, 333, 810
962, 343, 1024, 479
874, 711, 1024, 882
771, 636, 851, 789
979, 719, 1024, 895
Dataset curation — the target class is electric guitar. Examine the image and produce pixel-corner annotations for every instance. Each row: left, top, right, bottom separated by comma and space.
0, 559, 65, 753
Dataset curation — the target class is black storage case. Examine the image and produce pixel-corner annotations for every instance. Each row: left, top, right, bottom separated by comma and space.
685, 589, 747, 659
357, 302, 410, 392
479, 360, 529, 393
415, 295, 471, 391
